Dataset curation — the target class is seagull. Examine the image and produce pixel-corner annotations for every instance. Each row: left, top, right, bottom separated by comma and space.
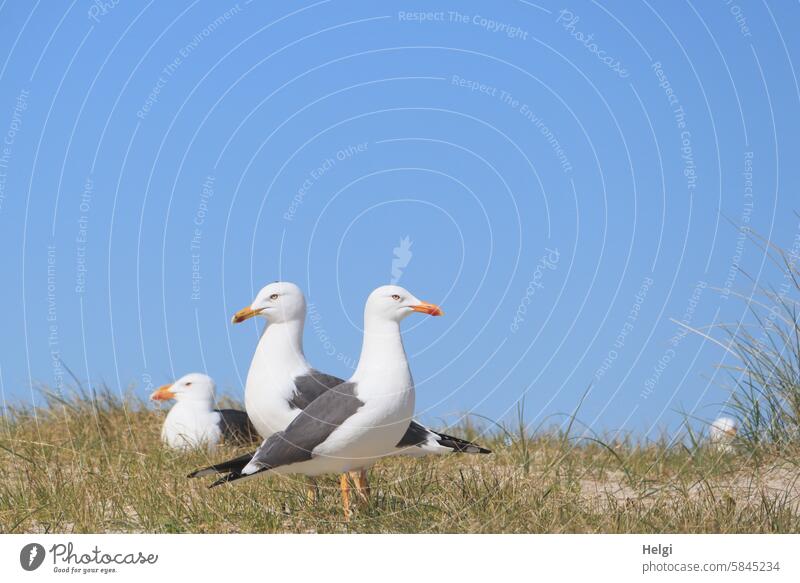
150, 373, 257, 450
192, 285, 449, 518
189, 281, 489, 500
709, 416, 738, 452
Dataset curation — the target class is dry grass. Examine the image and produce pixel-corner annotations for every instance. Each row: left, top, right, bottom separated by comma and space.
1, 388, 798, 533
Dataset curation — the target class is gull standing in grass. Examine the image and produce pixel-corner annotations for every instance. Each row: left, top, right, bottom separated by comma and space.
189, 281, 489, 501
150, 373, 257, 450
192, 285, 450, 518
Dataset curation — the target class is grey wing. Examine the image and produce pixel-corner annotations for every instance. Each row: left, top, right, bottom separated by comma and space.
210, 382, 364, 485
250, 382, 363, 470
215, 409, 258, 443
288, 370, 345, 410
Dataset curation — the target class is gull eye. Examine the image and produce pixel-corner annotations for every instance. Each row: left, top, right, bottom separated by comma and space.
185, 382, 192, 387
269, 294, 279, 300
391, 294, 401, 301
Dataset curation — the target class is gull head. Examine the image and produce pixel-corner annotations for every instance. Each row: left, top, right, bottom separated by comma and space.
365, 284, 443, 323
150, 372, 215, 403
232, 281, 306, 325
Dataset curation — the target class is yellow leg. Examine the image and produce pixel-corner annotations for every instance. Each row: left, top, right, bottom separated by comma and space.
340, 473, 351, 521
305, 477, 319, 504
350, 469, 371, 502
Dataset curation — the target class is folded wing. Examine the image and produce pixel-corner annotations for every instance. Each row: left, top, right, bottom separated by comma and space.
209, 382, 365, 486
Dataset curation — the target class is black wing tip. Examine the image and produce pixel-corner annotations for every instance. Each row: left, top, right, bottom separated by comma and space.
187, 451, 257, 480
208, 466, 269, 488
188, 466, 220, 479
436, 433, 492, 454
452, 443, 492, 454
209, 473, 240, 488
187, 465, 231, 479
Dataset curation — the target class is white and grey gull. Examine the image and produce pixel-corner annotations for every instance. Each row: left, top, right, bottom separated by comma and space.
150, 373, 257, 450
189, 282, 489, 497
191, 285, 471, 517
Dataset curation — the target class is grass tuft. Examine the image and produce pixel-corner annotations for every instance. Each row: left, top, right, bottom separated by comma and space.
702, 231, 800, 453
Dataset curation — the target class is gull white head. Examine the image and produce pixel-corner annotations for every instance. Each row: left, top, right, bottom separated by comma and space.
150, 372, 215, 403
232, 281, 306, 325
364, 285, 443, 323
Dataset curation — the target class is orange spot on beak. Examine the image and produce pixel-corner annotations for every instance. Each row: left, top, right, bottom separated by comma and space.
411, 301, 443, 316
150, 384, 176, 401
232, 305, 264, 324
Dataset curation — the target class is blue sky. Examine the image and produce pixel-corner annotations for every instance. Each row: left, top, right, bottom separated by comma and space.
1, 1, 798, 438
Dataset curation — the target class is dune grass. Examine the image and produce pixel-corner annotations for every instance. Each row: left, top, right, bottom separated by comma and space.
713, 233, 800, 452
1, 386, 798, 534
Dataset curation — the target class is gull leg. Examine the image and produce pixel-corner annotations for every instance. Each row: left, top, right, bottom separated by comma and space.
350, 469, 371, 502
305, 477, 319, 504
340, 473, 352, 521
348, 471, 362, 499
359, 469, 371, 501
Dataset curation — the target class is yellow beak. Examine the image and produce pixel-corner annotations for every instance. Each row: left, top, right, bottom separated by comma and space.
232, 305, 264, 324
149, 383, 176, 401
411, 301, 443, 316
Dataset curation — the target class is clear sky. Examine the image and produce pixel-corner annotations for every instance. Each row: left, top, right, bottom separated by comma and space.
1, 1, 798, 438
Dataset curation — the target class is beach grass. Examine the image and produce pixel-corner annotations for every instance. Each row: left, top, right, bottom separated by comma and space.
1, 386, 798, 534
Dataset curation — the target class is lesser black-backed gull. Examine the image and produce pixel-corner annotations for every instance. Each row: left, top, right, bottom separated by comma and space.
191, 286, 449, 518
190, 281, 489, 499
150, 373, 257, 449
